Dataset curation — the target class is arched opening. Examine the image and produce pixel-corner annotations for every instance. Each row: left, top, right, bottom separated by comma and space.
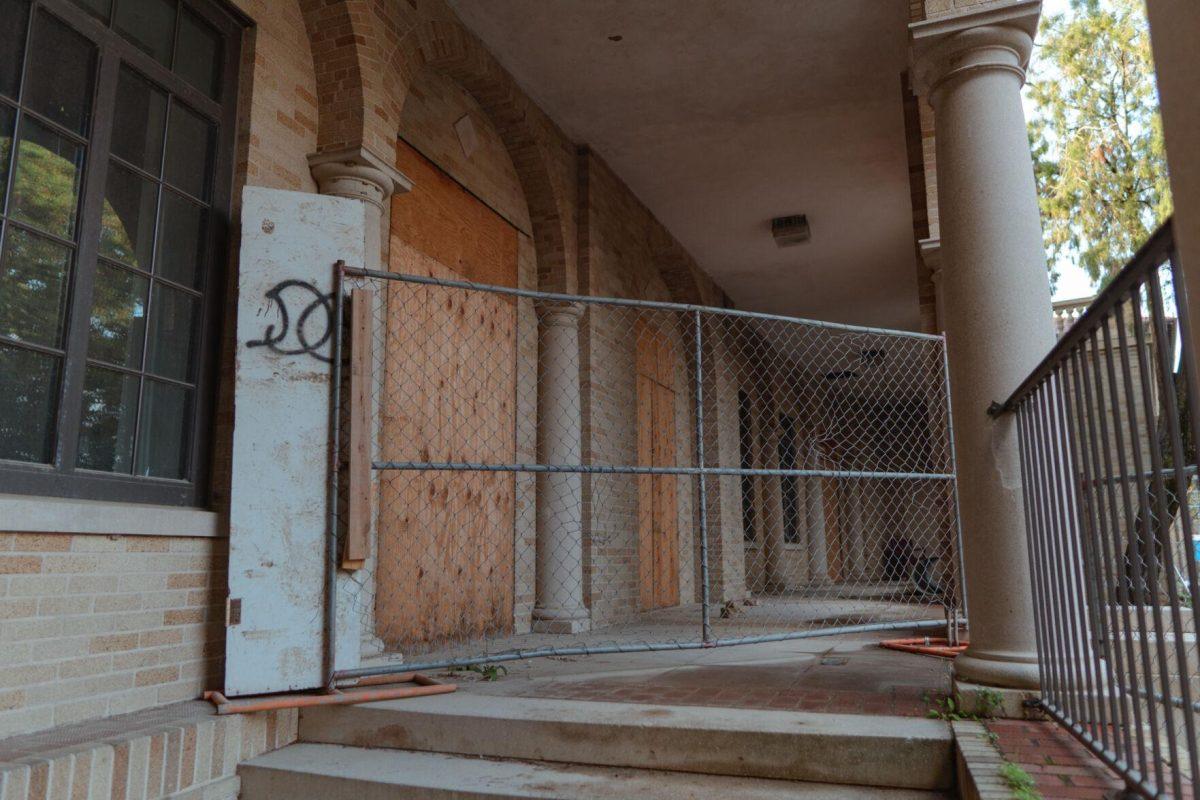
374, 65, 538, 651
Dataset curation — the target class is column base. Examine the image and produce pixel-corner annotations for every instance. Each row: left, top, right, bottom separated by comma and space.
951, 677, 1045, 720
954, 647, 1040, 690
531, 608, 591, 634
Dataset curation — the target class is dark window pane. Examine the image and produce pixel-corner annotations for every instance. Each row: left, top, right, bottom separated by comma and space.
0, 0, 31, 101
135, 379, 190, 478
77, 364, 138, 472
88, 261, 148, 368
112, 67, 167, 174
115, 0, 177, 66
155, 190, 205, 287
0, 344, 58, 463
175, 8, 220, 99
10, 117, 85, 239
163, 102, 212, 201
0, 103, 15, 215
24, 9, 97, 135
70, 0, 111, 20
100, 162, 158, 269
145, 282, 195, 381
0, 227, 71, 348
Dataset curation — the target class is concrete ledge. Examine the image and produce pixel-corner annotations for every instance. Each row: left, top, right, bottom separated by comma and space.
951, 720, 1013, 800
241, 743, 950, 800
299, 693, 955, 790
0, 494, 224, 538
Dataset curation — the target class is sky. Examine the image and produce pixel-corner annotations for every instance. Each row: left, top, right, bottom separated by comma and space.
1022, 0, 1098, 302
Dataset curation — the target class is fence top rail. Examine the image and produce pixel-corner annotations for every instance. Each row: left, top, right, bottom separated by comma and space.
989, 217, 1176, 416
339, 264, 946, 342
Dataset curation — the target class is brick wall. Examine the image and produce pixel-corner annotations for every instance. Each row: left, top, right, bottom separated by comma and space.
0, 535, 223, 739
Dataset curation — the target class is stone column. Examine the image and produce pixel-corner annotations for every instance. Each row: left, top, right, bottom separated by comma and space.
844, 479, 867, 582
1146, 0, 1200, 363
911, 0, 1052, 690
805, 439, 831, 586
532, 302, 590, 633
921, 238, 944, 333
760, 411, 788, 592
307, 146, 410, 660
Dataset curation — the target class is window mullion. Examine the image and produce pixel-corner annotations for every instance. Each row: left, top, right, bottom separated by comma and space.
55, 45, 121, 474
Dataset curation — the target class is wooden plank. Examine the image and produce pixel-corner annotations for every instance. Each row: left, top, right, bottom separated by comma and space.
342, 288, 374, 569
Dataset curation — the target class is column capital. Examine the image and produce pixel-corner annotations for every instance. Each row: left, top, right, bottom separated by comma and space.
536, 301, 585, 327
910, 0, 1041, 101
919, 236, 943, 282
307, 146, 413, 210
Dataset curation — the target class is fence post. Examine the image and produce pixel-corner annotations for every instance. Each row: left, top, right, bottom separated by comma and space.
693, 309, 712, 644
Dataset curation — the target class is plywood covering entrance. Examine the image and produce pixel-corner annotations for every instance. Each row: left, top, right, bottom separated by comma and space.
376, 140, 519, 647
636, 321, 680, 610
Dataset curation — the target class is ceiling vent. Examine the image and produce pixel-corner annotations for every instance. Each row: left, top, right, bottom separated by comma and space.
771, 214, 810, 247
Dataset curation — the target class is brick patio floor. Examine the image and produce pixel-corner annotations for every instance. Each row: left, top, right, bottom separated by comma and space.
987, 719, 1128, 800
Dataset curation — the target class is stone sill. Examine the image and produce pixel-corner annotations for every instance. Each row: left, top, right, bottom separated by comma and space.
0, 493, 224, 538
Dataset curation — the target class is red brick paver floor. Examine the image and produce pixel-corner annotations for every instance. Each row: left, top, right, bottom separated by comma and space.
987, 719, 1127, 800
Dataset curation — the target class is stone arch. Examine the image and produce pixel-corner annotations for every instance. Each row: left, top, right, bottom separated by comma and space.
299, 1, 375, 156
388, 18, 575, 292
648, 225, 708, 306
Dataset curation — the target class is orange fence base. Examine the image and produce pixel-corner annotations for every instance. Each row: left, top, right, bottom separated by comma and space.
204, 673, 455, 715
879, 637, 969, 659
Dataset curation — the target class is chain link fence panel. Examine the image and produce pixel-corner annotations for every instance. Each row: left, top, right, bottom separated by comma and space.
330, 267, 963, 677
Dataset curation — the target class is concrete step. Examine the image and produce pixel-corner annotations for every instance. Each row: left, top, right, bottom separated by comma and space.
297, 693, 955, 790
240, 742, 953, 799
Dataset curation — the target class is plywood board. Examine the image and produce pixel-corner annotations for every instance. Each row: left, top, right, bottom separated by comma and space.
392, 139, 518, 289
636, 320, 680, 610
376, 143, 520, 649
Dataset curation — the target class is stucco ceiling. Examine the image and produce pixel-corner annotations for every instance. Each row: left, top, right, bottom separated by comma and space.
447, 0, 921, 331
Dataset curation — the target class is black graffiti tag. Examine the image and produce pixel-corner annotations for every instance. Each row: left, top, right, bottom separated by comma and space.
246, 280, 334, 363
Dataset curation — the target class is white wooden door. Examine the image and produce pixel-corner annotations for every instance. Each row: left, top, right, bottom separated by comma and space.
224, 187, 365, 696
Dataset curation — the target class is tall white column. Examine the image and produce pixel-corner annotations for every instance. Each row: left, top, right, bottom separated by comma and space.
532, 303, 590, 633
805, 440, 830, 586
1146, 0, 1200, 364
760, 413, 788, 592
912, 0, 1052, 690
845, 480, 867, 582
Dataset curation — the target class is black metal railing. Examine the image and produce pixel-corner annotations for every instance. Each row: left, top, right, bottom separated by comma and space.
993, 219, 1200, 799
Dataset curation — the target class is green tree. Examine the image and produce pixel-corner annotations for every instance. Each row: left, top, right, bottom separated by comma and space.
1028, 0, 1172, 286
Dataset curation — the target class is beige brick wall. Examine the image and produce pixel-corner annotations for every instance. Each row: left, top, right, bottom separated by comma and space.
230, 0, 319, 195
0, 704, 297, 800
0, 535, 223, 739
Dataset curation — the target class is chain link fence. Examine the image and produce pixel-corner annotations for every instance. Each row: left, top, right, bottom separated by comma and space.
329, 266, 963, 678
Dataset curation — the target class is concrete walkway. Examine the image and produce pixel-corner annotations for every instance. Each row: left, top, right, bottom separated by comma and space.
438, 630, 954, 718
